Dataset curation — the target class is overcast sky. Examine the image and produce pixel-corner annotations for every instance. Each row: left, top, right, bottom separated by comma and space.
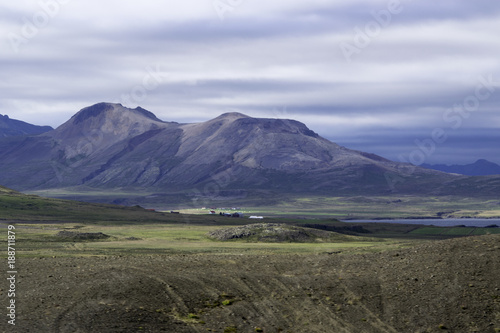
1, 0, 499, 165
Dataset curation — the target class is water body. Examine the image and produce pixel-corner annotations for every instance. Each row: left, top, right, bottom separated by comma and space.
343, 219, 500, 228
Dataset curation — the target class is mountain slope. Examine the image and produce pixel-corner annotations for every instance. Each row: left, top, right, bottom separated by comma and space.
0, 102, 487, 198
422, 159, 500, 176
0, 114, 52, 137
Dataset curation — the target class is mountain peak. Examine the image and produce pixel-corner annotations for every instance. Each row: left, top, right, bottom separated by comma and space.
133, 106, 164, 122
214, 112, 251, 121
68, 103, 166, 127
50, 103, 170, 154
72, 102, 117, 125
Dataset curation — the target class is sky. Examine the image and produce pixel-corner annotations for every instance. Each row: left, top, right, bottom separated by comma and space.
1, 0, 499, 165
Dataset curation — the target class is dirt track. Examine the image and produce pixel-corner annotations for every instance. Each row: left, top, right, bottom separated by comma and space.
3, 235, 500, 333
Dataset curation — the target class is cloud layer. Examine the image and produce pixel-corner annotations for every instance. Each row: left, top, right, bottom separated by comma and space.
1, 0, 499, 164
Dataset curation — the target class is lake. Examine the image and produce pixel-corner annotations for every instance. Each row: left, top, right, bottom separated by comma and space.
343, 218, 500, 228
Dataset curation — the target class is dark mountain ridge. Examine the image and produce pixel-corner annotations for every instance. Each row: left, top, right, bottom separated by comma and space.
0, 103, 498, 200
422, 159, 500, 176
0, 113, 53, 137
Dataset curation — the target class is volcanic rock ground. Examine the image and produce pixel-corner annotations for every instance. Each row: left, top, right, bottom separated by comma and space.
3, 235, 500, 332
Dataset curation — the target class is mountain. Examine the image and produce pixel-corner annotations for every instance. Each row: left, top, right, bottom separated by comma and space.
0, 114, 53, 137
422, 159, 500, 176
0, 102, 498, 200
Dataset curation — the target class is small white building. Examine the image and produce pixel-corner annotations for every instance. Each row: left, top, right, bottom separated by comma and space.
249, 216, 264, 219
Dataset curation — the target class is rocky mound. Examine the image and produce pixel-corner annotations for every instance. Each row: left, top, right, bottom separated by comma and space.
207, 223, 351, 242
56, 231, 110, 240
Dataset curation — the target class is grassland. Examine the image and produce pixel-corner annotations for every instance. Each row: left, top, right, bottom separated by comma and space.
13, 222, 397, 258
3, 186, 500, 259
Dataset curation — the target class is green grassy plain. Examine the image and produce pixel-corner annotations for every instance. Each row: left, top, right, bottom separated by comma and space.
8, 218, 500, 259
11, 222, 408, 258
3, 186, 500, 259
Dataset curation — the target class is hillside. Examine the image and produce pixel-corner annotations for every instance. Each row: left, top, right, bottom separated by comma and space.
1, 102, 499, 202
0, 184, 182, 223
0, 185, 18, 194
0, 114, 52, 137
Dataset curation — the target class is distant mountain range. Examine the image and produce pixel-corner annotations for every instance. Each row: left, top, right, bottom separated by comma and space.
422, 160, 500, 176
0, 103, 499, 202
0, 114, 52, 137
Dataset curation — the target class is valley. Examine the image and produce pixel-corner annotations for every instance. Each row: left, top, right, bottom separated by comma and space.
26, 187, 500, 220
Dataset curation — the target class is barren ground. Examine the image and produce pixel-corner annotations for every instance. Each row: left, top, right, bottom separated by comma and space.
3, 234, 499, 333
